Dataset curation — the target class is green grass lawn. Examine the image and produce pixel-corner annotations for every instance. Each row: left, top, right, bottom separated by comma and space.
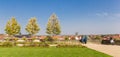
0, 47, 111, 57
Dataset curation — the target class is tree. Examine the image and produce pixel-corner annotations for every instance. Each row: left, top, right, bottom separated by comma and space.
46, 13, 61, 35
5, 17, 21, 36
46, 20, 52, 34
75, 32, 78, 36
25, 17, 40, 35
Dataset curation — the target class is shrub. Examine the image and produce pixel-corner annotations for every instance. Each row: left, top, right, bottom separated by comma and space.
32, 42, 40, 47
2, 41, 13, 47
16, 39, 25, 47
53, 38, 58, 41
0, 43, 2, 46
22, 37, 27, 41
114, 40, 120, 45
56, 44, 85, 48
39, 43, 49, 48
94, 36, 101, 40
29, 42, 49, 47
114, 38, 120, 40
23, 42, 31, 47
4, 38, 10, 41
44, 36, 54, 42
14, 38, 18, 41
65, 36, 69, 41
31, 38, 36, 41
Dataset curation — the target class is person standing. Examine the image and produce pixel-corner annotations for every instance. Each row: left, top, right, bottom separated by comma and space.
110, 37, 114, 45
80, 35, 84, 43
81, 35, 88, 44
83, 35, 88, 44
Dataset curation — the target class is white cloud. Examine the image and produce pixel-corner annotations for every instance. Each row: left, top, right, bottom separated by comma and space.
96, 12, 108, 17
95, 12, 120, 20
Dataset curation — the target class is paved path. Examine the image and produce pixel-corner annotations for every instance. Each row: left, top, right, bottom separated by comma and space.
83, 43, 120, 57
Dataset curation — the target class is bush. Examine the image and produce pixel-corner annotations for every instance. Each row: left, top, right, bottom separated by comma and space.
39, 43, 49, 48
65, 36, 69, 41
115, 40, 120, 45
28, 42, 49, 47
14, 38, 18, 41
44, 36, 54, 42
23, 42, 31, 47
0, 42, 2, 46
22, 37, 27, 41
31, 38, 36, 41
114, 38, 120, 40
1, 41, 13, 47
56, 44, 85, 48
101, 40, 110, 44
32, 42, 40, 47
4, 38, 10, 41
28, 39, 40, 47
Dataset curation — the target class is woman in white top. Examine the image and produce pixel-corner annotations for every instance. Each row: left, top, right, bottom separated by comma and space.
110, 37, 114, 45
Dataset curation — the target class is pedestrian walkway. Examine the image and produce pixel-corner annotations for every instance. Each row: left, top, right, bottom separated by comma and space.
83, 43, 120, 57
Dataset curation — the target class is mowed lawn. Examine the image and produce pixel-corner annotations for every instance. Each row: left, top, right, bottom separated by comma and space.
0, 47, 111, 57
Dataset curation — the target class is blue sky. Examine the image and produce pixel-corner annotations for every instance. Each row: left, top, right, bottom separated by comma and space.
0, 0, 120, 35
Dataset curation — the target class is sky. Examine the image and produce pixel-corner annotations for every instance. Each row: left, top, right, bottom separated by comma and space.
0, 0, 120, 35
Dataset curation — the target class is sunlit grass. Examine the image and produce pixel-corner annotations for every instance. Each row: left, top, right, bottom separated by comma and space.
0, 47, 111, 57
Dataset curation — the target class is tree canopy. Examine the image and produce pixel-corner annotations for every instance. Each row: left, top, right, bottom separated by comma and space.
25, 17, 40, 35
46, 13, 61, 35
5, 17, 21, 35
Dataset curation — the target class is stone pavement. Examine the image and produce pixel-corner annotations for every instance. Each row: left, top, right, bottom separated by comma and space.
83, 43, 120, 57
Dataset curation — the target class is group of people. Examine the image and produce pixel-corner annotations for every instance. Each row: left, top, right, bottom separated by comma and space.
75, 35, 88, 44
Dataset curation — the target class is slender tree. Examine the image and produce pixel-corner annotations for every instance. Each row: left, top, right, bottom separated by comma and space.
46, 20, 52, 34
46, 13, 61, 35
25, 17, 40, 35
5, 17, 21, 36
